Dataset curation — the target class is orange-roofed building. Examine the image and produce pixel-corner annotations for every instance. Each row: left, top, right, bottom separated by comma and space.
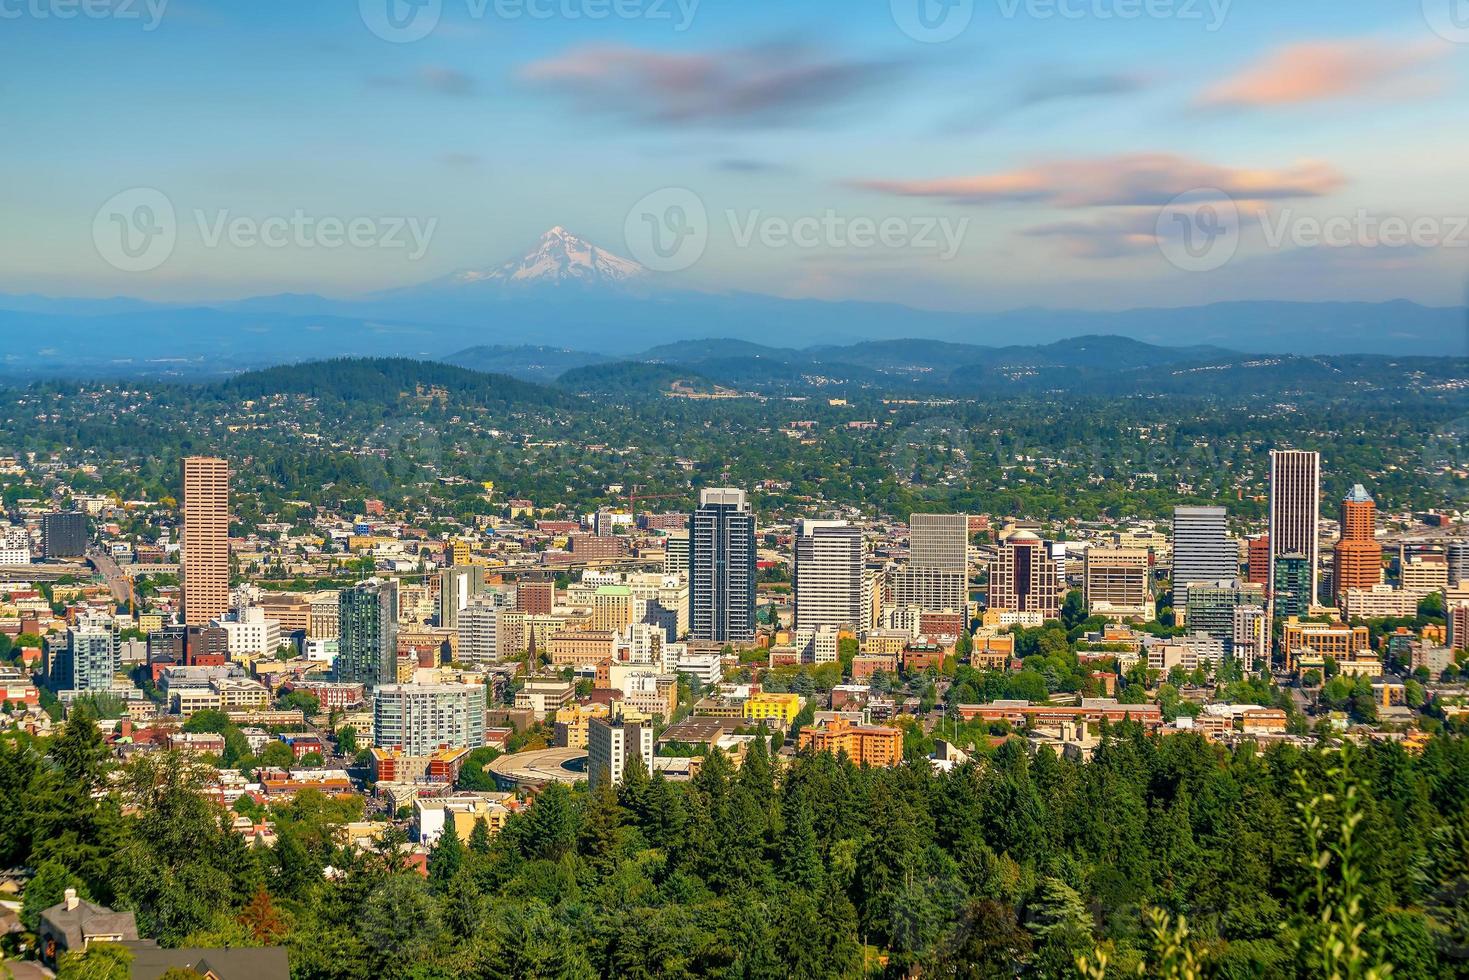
798, 717, 903, 767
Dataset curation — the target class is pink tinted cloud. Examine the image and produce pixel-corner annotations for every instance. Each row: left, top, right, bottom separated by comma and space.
854, 153, 1344, 208
1198, 38, 1449, 108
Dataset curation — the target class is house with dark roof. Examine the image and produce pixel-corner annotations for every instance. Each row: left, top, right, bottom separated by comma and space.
124, 944, 290, 980
37, 889, 140, 966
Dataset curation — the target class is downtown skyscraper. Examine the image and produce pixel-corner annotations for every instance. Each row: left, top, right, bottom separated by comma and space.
689, 488, 756, 643
1333, 484, 1383, 600
1269, 449, 1322, 610
337, 580, 399, 689
1171, 505, 1239, 609
892, 513, 969, 615
794, 519, 865, 631
181, 456, 231, 626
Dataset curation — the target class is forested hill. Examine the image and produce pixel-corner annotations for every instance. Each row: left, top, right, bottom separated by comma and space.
213, 358, 568, 410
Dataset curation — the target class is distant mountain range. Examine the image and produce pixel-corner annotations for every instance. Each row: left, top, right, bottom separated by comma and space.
1, 227, 1464, 378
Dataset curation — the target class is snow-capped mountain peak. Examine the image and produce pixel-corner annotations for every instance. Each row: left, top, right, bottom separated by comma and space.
451, 227, 645, 287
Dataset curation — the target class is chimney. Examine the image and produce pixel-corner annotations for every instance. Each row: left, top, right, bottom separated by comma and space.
64, 887, 78, 911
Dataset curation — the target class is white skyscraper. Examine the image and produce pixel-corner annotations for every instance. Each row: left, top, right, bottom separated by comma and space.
794, 520, 865, 630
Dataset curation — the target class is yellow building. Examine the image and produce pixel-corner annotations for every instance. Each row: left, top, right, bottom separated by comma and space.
592, 585, 634, 633
743, 692, 802, 727
554, 702, 611, 749
450, 539, 472, 566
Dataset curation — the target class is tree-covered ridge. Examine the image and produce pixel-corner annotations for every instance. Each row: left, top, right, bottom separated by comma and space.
0, 354, 1464, 524
6, 711, 1469, 978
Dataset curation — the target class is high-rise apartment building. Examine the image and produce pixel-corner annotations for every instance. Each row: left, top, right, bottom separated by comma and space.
456, 594, 508, 665
372, 683, 486, 756
794, 519, 865, 631
891, 513, 969, 615
41, 511, 87, 558
1232, 605, 1269, 673
987, 531, 1059, 619
438, 565, 484, 630
689, 488, 756, 643
1171, 507, 1238, 604
337, 581, 398, 689
1185, 581, 1266, 645
1083, 548, 1153, 621
55, 622, 118, 692
1269, 450, 1321, 609
1448, 541, 1469, 587
588, 704, 654, 790
1333, 484, 1382, 601
181, 456, 231, 626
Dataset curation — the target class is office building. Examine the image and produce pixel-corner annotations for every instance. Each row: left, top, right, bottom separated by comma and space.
1273, 554, 1312, 618
438, 565, 484, 630
1402, 556, 1450, 597
689, 488, 756, 643
1171, 507, 1238, 603
181, 456, 231, 626
891, 512, 969, 615
41, 511, 87, 558
1333, 485, 1382, 600
1246, 535, 1270, 585
663, 531, 690, 577
516, 579, 554, 616
592, 585, 634, 632
1269, 450, 1321, 609
1184, 581, 1266, 645
987, 531, 1059, 619
373, 683, 487, 756
794, 520, 865, 630
588, 704, 654, 790
457, 594, 508, 665
1083, 547, 1153, 622
336, 581, 398, 688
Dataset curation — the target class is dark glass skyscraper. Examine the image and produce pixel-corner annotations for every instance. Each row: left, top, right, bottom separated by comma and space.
690, 488, 755, 643
41, 511, 87, 558
336, 580, 398, 688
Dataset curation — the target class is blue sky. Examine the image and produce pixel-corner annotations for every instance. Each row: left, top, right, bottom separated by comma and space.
3, 0, 1468, 311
